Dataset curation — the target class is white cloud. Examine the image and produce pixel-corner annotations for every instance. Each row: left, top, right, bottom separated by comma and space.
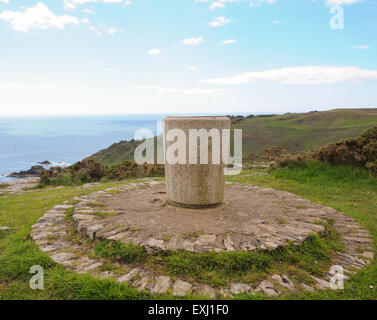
185, 66, 199, 71
124, 1, 132, 5
4, 82, 20, 87
250, 0, 276, 7
272, 20, 280, 24
221, 39, 237, 45
132, 86, 227, 95
351, 45, 371, 50
147, 48, 162, 55
82, 8, 95, 14
105, 67, 119, 72
0, 0, 10, 4
202, 66, 377, 85
208, 16, 230, 27
0, 2, 80, 32
88, 24, 122, 36
196, 0, 245, 10
181, 37, 205, 46
325, 0, 360, 5
63, 0, 124, 10
210, 2, 226, 10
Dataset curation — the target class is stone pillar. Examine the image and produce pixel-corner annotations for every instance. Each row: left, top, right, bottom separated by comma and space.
163, 116, 230, 208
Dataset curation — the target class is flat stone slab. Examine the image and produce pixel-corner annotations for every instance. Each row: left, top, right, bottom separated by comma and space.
0, 177, 39, 196
73, 182, 328, 253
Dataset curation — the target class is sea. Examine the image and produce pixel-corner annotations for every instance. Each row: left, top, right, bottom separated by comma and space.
0, 113, 259, 182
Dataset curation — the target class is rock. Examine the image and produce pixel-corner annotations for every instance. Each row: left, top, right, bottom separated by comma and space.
31, 231, 54, 241
151, 276, 171, 294
229, 283, 251, 295
197, 234, 217, 244
134, 276, 152, 291
146, 238, 165, 249
0, 226, 11, 231
8, 165, 45, 178
271, 274, 296, 291
77, 261, 103, 273
240, 241, 257, 251
300, 283, 315, 292
50, 252, 75, 263
310, 276, 330, 290
173, 279, 192, 296
118, 268, 140, 283
257, 280, 279, 297
54, 205, 74, 210
224, 235, 235, 251
260, 240, 279, 251
194, 285, 217, 300
360, 251, 374, 260
219, 288, 232, 299
39, 245, 60, 253
86, 224, 104, 240
72, 214, 97, 224
37, 160, 53, 165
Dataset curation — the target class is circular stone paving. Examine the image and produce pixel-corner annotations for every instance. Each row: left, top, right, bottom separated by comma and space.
31, 178, 374, 298
76, 182, 328, 252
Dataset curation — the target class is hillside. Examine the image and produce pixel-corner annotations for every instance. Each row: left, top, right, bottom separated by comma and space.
89, 109, 377, 166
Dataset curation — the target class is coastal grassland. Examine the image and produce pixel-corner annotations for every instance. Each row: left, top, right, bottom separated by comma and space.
0, 162, 376, 299
236, 108, 377, 154
90, 109, 377, 165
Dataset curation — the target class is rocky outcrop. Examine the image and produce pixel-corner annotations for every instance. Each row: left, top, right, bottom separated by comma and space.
8, 165, 45, 178
37, 160, 53, 165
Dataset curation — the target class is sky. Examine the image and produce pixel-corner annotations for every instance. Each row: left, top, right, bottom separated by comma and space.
0, 0, 376, 116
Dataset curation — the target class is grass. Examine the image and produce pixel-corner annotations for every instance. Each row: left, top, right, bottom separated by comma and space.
86, 202, 105, 208
93, 226, 342, 288
91, 211, 119, 218
95, 241, 147, 263
0, 183, 10, 189
235, 108, 377, 154
91, 109, 377, 165
0, 162, 376, 299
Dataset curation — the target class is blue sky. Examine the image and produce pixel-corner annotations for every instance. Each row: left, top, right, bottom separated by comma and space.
0, 0, 376, 116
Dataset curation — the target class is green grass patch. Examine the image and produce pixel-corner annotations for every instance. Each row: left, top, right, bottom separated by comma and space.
272, 161, 377, 188
64, 207, 75, 220
91, 211, 118, 218
86, 202, 105, 208
93, 228, 342, 288
95, 241, 147, 263
106, 189, 121, 195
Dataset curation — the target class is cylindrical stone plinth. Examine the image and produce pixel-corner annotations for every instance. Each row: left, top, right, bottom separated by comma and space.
163, 116, 230, 208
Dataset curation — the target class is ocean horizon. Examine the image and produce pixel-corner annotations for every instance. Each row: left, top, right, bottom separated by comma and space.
0, 113, 273, 181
